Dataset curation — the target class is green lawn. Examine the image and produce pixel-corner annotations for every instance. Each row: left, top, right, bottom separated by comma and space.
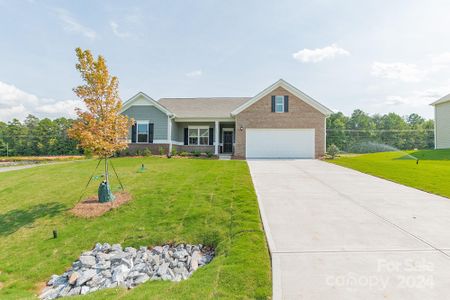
0, 157, 271, 299
328, 149, 450, 198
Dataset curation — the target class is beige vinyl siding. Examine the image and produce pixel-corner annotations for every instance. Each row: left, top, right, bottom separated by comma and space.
435, 101, 450, 149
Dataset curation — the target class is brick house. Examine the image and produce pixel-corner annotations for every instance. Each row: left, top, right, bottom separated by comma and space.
120, 79, 333, 158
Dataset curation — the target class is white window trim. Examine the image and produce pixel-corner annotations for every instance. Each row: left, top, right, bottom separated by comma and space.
275, 96, 284, 113
136, 120, 150, 143
188, 127, 209, 146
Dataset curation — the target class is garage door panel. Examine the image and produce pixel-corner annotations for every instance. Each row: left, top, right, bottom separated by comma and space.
246, 128, 315, 158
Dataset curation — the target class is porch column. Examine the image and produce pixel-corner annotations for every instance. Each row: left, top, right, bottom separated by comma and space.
214, 120, 219, 155
167, 116, 172, 154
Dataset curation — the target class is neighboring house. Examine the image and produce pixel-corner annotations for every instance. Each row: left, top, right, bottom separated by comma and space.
431, 95, 450, 149
120, 79, 333, 158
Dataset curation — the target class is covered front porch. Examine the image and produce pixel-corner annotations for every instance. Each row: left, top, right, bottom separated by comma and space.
170, 119, 236, 155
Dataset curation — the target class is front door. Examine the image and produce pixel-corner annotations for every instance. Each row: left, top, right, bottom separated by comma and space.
223, 131, 233, 153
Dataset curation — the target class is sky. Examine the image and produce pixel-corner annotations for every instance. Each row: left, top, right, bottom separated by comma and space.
1, 0, 450, 121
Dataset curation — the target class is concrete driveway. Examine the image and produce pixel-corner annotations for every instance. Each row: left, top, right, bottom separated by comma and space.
247, 159, 450, 300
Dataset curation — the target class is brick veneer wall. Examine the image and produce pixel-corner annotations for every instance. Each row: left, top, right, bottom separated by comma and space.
234, 86, 326, 158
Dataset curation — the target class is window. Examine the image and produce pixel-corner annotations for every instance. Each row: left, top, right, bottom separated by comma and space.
188, 128, 209, 145
188, 128, 198, 145
137, 122, 148, 142
275, 96, 284, 113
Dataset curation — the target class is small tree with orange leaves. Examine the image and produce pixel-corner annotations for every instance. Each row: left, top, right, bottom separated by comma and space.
68, 48, 132, 201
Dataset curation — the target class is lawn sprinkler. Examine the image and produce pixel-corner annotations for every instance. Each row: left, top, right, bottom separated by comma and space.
53, 229, 58, 239
416, 159, 419, 165
137, 163, 146, 173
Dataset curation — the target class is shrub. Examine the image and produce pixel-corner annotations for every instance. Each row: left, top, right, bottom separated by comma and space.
159, 146, 165, 156
179, 151, 190, 157
83, 148, 93, 159
205, 151, 213, 158
327, 144, 340, 159
191, 150, 201, 157
135, 149, 142, 156
143, 148, 152, 157
171, 146, 177, 156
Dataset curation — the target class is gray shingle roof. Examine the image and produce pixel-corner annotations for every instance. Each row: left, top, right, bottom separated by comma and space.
158, 97, 251, 118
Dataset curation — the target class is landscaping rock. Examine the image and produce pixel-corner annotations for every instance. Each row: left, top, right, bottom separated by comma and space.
190, 251, 201, 271
80, 285, 90, 295
134, 274, 150, 285
40, 242, 214, 299
68, 272, 79, 285
112, 264, 130, 284
76, 269, 96, 286
79, 255, 96, 267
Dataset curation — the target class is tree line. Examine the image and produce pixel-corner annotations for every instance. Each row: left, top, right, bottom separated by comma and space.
0, 115, 81, 156
327, 109, 434, 152
0, 110, 434, 156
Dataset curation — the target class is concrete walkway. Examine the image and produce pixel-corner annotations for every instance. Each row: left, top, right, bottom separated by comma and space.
248, 159, 450, 300
0, 163, 46, 173
0, 161, 71, 173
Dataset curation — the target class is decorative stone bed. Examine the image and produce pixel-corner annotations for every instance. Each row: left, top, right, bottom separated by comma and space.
39, 243, 214, 299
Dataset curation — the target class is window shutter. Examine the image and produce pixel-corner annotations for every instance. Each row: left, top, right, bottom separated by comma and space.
184, 128, 188, 145
131, 123, 136, 143
271, 95, 275, 112
148, 123, 154, 143
209, 128, 214, 145
284, 95, 289, 112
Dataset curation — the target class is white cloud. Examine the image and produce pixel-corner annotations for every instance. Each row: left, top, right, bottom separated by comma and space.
110, 21, 131, 38
292, 44, 350, 63
371, 62, 423, 82
0, 81, 82, 121
379, 87, 448, 107
186, 70, 203, 77
0, 81, 38, 106
55, 8, 96, 40
0, 105, 27, 121
36, 99, 81, 115
428, 52, 450, 72
431, 52, 450, 65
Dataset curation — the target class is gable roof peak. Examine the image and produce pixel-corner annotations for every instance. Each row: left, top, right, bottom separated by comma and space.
230, 79, 333, 116
121, 91, 174, 116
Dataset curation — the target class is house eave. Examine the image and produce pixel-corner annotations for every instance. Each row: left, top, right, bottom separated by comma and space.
430, 97, 450, 106
174, 117, 235, 122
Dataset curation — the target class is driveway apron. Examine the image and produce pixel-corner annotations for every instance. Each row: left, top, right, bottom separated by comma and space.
248, 159, 450, 300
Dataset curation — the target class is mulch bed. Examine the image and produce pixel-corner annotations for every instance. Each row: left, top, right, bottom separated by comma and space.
70, 192, 132, 218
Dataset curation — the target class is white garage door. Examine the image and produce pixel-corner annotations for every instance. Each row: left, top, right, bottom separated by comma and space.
246, 128, 315, 158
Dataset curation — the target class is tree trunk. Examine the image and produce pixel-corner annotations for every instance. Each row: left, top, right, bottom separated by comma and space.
105, 155, 109, 184
98, 156, 115, 203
